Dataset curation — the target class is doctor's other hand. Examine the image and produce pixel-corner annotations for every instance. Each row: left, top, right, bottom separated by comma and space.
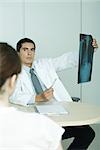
35, 88, 54, 102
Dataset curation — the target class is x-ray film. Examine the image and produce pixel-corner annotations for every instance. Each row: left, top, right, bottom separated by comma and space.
78, 34, 94, 84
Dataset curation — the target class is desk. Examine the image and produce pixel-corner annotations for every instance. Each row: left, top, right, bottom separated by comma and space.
10, 102, 100, 127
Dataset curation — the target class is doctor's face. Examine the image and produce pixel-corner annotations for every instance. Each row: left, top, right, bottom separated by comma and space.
19, 42, 35, 67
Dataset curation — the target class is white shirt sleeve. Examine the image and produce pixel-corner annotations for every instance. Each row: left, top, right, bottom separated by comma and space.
52, 51, 78, 71
40, 114, 65, 150
29, 113, 65, 150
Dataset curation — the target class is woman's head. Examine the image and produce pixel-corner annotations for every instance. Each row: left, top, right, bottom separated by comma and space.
0, 43, 21, 93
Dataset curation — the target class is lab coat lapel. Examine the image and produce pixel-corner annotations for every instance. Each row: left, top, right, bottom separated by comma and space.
34, 64, 56, 89
36, 68, 51, 88
21, 69, 33, 93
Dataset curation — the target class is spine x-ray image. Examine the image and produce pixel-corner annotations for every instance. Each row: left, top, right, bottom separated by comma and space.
78, 34, 94, 84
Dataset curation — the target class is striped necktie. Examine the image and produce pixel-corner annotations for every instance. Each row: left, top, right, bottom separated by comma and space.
30, 68, 43, 94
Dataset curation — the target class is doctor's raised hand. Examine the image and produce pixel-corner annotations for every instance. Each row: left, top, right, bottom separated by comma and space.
92, 39, 98, 49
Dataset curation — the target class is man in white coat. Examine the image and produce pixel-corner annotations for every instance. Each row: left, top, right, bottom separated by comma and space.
10, 38, 97, 150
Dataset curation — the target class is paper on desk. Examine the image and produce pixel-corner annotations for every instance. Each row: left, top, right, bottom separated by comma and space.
35, 104, 68, 115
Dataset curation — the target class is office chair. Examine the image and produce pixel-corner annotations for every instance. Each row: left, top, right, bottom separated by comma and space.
71, 97, 80, 102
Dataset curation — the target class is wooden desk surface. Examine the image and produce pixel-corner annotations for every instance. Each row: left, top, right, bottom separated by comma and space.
10, 102, 100, 127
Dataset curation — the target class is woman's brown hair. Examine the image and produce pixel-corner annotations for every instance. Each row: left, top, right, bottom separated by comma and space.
0, 43, 21, 88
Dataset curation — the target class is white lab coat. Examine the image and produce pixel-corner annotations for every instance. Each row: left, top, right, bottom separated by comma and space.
9, 52, 78, 106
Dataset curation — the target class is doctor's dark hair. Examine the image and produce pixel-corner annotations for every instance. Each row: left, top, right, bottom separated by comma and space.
0, 43, 21, 88
16, 38, 36, 52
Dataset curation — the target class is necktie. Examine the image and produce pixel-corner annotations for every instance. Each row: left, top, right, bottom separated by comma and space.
30, 68, 43, 94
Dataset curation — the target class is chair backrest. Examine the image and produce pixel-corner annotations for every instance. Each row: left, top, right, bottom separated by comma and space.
71, 97, 80, 102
